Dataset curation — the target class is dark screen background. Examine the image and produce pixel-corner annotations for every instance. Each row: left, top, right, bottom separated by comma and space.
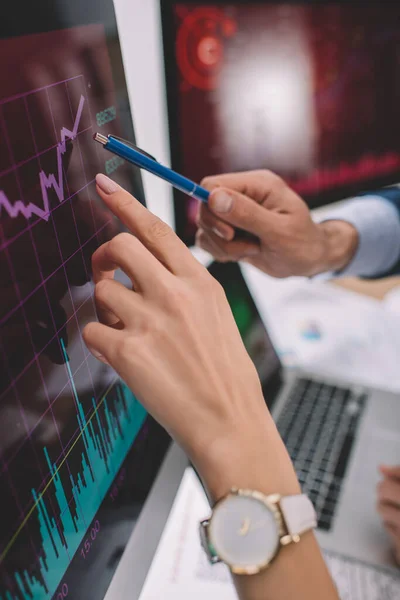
208, 261, 283, 408
162, 1, 400, 245
0, 3, 170, 600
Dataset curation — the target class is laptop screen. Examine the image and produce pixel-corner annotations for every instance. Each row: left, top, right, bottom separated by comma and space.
208, 262, 283, 408
0, 2, 170, 599
161, 0, 400, 245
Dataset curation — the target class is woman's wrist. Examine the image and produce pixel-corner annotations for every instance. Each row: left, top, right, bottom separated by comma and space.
193, 407, 339, 600
191, 409, 301, 504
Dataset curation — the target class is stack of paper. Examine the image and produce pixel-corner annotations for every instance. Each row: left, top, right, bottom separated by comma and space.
140, 469, 400, 600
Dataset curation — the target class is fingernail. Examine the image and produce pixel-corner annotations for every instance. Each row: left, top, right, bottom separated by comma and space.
212, 191, 233, 213
212, 227, 229, 240
96, 173, 120, 194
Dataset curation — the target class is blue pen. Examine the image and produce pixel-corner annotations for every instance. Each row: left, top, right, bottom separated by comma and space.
93, 133, 210, 203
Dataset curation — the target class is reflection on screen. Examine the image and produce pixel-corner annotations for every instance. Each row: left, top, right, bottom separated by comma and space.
164, 2, 400, 244
0, 21, 147, 600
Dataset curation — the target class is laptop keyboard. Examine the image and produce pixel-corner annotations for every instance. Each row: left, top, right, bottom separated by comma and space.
276, 378, 367, 531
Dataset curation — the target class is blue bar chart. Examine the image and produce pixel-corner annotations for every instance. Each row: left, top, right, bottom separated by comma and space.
0, 340, 146, 600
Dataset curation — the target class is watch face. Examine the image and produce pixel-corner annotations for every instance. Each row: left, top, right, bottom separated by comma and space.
208, 493, 281, 573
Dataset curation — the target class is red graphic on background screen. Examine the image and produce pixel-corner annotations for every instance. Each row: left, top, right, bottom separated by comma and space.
175, 7, 237, 91
307, 6, 390, 165
172, 3, 400, 229
197, 36, 222, 67
293, 153, 400, 196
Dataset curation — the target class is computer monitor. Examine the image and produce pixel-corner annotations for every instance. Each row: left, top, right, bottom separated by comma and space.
208, 261, 283, 406
161, 0, 400, 245
0, 2, 187, 599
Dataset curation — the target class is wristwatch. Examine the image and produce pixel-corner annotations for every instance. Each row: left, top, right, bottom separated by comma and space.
200, 489, 317, 575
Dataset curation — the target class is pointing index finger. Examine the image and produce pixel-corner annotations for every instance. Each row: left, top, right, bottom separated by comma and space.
95, 173, 198, 276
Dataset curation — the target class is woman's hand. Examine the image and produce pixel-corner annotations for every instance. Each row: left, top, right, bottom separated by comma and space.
83, 175, 339, 600
378, 465, 400, 565
196, 170, 358, 277
83, 175, 299, 502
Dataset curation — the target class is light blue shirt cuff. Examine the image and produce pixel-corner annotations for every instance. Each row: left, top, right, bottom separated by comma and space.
315, 195, 400, 278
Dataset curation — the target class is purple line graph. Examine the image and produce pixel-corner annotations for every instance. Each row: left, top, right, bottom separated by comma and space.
0, 95, 85, 222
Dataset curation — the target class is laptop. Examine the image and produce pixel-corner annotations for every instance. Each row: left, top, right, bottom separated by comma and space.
208, 261, 400, 574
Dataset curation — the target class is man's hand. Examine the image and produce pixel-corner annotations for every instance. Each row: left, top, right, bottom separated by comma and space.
377, 465, 400, 565
196, 170, 359, 277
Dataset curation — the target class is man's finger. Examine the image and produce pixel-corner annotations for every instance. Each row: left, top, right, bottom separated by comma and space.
378, 478, 400, 508
383, 523, 400, 562
206, 187, 280, 238
92, 233, 172, 295
197, 204, 235, 241
380, 465, 400, 481
195, 230, 230, 263
378, 504, 400, 529
95, 173, 197, 276
196, 229, 260, 262
201, 170, 286, 208
384, 522, 399, 539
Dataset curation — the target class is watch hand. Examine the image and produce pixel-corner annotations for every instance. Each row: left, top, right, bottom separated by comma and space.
238, 517, 251, 536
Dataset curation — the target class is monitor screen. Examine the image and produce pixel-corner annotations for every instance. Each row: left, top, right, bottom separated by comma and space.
208, 262, 282, 407
0, 2, 170, 599
161, 1, 400, 245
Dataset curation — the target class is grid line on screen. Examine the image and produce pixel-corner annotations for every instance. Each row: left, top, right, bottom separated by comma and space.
0, 73, 142, 599
0, 76, 99, 562
0, 17, 151, 600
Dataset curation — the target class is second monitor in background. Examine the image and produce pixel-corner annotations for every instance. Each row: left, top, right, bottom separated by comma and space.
161, 0, 400, 245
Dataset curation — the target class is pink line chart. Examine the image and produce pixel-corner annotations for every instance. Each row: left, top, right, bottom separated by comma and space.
0, 95, 85, 222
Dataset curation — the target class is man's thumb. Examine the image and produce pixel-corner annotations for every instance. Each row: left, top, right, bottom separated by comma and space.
208, 187, 275, 237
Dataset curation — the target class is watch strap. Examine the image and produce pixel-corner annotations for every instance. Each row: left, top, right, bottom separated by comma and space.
280, 494, 317, 537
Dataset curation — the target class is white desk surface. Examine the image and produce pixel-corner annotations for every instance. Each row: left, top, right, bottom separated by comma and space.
191, 245, 400, 394
139, 469, 400, 600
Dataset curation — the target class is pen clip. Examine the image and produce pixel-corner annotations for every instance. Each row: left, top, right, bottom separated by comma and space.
109, 135, 159, 162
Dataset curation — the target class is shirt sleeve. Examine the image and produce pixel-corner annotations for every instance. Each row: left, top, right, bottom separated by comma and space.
315, 195, 400, 278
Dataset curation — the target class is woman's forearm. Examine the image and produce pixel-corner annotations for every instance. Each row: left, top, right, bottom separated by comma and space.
195, 419, 340, 600
233, 532, 338, 600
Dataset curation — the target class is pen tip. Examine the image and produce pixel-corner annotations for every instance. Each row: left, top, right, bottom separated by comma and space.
93, 132, 108, 145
